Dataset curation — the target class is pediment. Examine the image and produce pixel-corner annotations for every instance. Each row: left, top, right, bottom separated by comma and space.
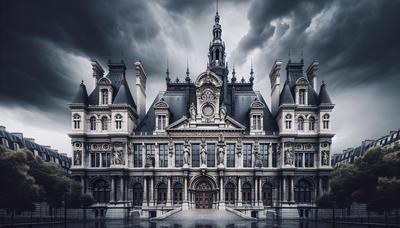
98, 77, 112, 86
250, 98, 265, 109
195, 71, 223, 88
154, 98, 169, 109
296, 77, 309, 85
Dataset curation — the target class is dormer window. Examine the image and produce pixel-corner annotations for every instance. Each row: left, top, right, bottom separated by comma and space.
252, 114, 261, 130
309, 116, 315, 131
299, 89, 306, 105
115, 114, 122, 129
73, 114, 81, 129
101, 116, 108, 131
285, 114, 292, 129
323, 114, 330, 129
90, 116, 96, 130
101, 89, 109, 105
157, 115, 167, 130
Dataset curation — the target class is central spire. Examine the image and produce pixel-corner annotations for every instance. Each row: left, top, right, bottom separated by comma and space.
208, 0, 226, 70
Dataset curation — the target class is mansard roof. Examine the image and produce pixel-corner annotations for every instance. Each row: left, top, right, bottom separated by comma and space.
72, 81, 88, 105
318, 81, 333, 104
113, 79, 137, 108
135, 80, 279, 134
279, 80, 294, 105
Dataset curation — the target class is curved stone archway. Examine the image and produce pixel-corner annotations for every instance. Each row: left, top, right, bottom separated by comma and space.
189, 175, 218, 209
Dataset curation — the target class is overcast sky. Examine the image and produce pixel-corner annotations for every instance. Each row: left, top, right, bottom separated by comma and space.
1, 0, 399, 156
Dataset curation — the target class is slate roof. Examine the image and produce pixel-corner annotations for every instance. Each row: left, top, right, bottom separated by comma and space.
318, 82, 333, 104
135, 81, 279, 134
279, 80, 294, 105
72, 81, 88, 104
114, 79, 137, 109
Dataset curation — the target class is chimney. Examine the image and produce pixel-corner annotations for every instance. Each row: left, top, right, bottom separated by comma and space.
11, 132, 23, 139
91, 60, 105, 85
306, 60, 318, 89
0, 126, 5, 131
135, 61, 147, 122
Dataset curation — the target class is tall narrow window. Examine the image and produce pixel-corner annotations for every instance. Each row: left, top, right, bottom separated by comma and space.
299, 89, 306, 104
225, 182, 235, 204
207, 144, 215, 167
157, 183, 167, 204
215, 49, 220, 61
309, 117, 315, 131
173, 183, 183, 204
243, 144, 252, 168
101, 89, 108, 105
101, 152, 111, 167
304, 153, 314, 167
285, 114, 292, 129
191, 144, 200, 167
259, 144, 269, 167
298, 117, 304, 131
295, 180, 312, 203
91, 152, 100, 167
252, 115, 261, 130
73, 114, 81, 129
90, 117, 96, 131
242, 182, 252, 204
157, 115, 166, 130
133, 144, 142, 167
175, 144, 184, 167
159, 144, 168, 167
101, 117, 108, 131
145, 144, 155, 166
295, 153, 303, 167
227, 144, 235, 168
115, 114, 122, 129
272, 143, 277, 167
323, 114, 330, 129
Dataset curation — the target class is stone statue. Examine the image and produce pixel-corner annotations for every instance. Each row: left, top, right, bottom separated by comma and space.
113, 150, 122, 165
322, 150, 330, 166
218, 146, 225, 165
183, 146, 190, 165
200, 147, 207, 166
255, 154, 262, 168
284, 148, 293, 166
189, 102, 196, 120
73, 150, 81, 166
220, 104, 227, 120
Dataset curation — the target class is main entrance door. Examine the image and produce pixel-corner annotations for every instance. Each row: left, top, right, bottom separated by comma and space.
195, 181, 213, 209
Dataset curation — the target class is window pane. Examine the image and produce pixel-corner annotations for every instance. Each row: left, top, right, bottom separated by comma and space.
260, 144, 269, 167
191, 144, 200, 167
243, 144, 252, 168
133, 144, 142, 167
159, 144, 168, 167
227, 144, 235, 167
272, 144, 277, 167
207, 144, 215, 167
175, 144, 183, 167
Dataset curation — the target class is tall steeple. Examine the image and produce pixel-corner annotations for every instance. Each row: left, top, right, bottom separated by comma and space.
208, 0, 226, 70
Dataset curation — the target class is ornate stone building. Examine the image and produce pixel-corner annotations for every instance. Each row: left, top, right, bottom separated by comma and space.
69, 10, 334, 219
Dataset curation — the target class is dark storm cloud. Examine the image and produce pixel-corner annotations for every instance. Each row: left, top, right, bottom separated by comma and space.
0, 0, 169, 114
235, 0, 400, 88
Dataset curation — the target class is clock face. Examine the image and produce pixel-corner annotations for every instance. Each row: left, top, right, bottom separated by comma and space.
202, 104, 214, 117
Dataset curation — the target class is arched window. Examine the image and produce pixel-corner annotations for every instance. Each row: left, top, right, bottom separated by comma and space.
73, 114, 81, 129
323, 114, 330, 129
101, 89, 108, 105
101, 116, 108, 131
309, 117, 315, 131
132, 183, 143, 206
295, 179, 313, 203
92, 179, 110, 203
242, 182, 252, 204
215, 49, 220, 61
115, 114, 122, 129
285, 114, 292, 129
299, 89, 306, 104
262, 183, 273, 206
157, 183, 167, 204
225, 182, 235, 205
298, 117, 304, 131
90, 117, 96, 131
173, 183, 183, 204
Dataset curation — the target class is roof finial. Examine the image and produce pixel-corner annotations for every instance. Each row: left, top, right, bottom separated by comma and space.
216, 0, 219, 13
250, 58, 254, 76
231, 65, 236, 83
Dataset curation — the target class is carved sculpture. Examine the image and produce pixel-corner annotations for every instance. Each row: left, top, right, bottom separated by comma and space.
200, 147, 207, 166
218, 146, 225, 165
183, 145, 190, 165
220, 104, 227, 120
73, 150, 81, 166
189, 102, 196, 120
284, 148, 294, 166
322, 150, 330, 166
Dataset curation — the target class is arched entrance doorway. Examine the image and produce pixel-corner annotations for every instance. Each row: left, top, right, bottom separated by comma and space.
194, 180, 213, 209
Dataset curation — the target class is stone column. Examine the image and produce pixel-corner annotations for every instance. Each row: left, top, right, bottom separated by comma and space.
255, 177, 258, 206
119, 177, 124, 201
258, 178, 262, 206
237, 177, 242, 206
182, 176, 189, 210
141, 143, 145, 167
167, 177, 172, 206
219, 177, 225, 209
282, 176, 287, 202
155, 143, 159, 168
142, 177, 148, 206
268, 143, 272, 167
149, 177, 154, 206
111, 176, 115, 202
290, 176, 295, 202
